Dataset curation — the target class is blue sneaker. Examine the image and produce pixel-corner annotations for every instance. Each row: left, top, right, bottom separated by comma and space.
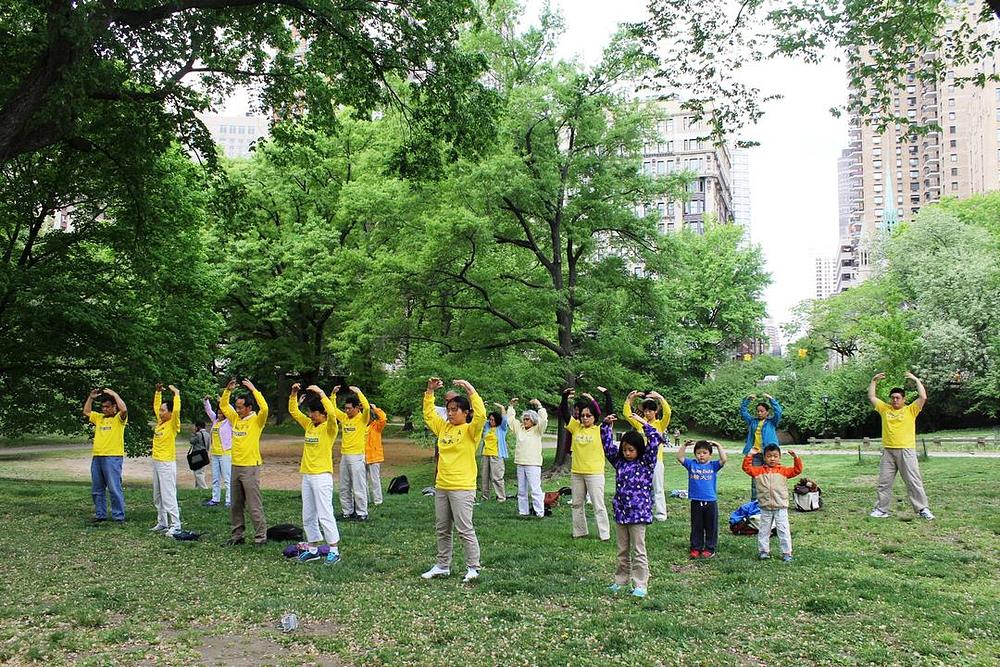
297, 548, 323, 563
759, 552, 770, 560
608, 583, 622, 593
631, 588, 647, 598
325, 552, 340, 565
782, 554, 793, 562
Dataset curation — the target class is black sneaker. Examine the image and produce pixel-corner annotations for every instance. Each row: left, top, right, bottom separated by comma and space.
89, 517, 107, 525
355, 515, 369, 522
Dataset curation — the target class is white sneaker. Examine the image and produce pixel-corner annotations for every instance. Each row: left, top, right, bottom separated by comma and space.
150, 524, 168, 532
420, 565, 450, 580
462, 568, 480, 583
869, 509, 890, 519
919, 508, 935, 520
165, 526, 181, 537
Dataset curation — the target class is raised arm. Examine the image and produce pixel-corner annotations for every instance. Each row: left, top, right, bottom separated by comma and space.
597, 386, 613, 419
767, 395, 782, 425
153, 384, 163, 417
423, 377, 446, 436
868, 372, 885, 408
83, 389, 100, 417
103, 388, 127, 421
534, 403, 548, 433
601, 418, 619, 462
328, 385, 347, 423
906, 371, 927, 409
623, 391, 643, 430
350, 386, 371, 423
715, 441, 728, 467
559, 388, 573, 423
740, 396, 753, 423
641, 424, 661, 464
168, 385, 181, 430
454, 380, 487, 442
203, 397, 218, 423
220, 379, 238, 423
676, 439, 690, 465
242, 379, 268, 428
505, 404, 520, 434
287, 383, 311, 430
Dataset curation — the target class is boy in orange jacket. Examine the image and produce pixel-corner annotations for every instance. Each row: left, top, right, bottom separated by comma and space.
365, 404, 388, 505
742, 444, 803, 562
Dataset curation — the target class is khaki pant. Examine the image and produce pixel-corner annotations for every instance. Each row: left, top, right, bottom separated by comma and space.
875, 447, 930, 513
231, 465, 267, 543
339, 453, 369, 518
367, 462, 383, 504
571, 473, 610, 540
615, 524, 649, 590
434, 489, 480, 569
479, 455, 506, 500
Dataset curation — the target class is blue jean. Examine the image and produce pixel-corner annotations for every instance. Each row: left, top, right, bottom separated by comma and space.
211, 453, 232, 503
91, 456, 125, 520
749, 452, 764, 501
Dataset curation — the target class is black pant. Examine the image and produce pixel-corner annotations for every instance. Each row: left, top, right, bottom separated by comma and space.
690, 500, 718, 552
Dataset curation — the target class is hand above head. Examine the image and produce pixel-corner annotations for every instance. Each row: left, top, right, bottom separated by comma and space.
306, 384, 324, 396
510, 397, 519, 404
168, 384, 179, 395
290, 383, 301, 393
103, 388, 119, 397
426, 377, 442, 392
581, 392, 594, 401
872, 372, 886, 382
493, 402, 505, 409
203, 394, 211, 401
89, 389, 101, 399
763, 393, 773, 400
348, 385, 361, 393
596, 386, 607, 393
241, 378, 257, 392
155, 382, 164, 392
225, 378, 237, 391
788, 450, 797, 458
331, 384, 342, 395
562, 387, 574, 396
529, 398, 541, 407
647, 390, 663, 401
748, 393, 757, 400
452, 379, 476, 394
627, 390, 640, 400
603, 414, 617, 425
904, 371, 919, 381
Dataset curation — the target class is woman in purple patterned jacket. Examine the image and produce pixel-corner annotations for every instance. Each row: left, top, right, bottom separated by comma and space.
601, 413, 661, 598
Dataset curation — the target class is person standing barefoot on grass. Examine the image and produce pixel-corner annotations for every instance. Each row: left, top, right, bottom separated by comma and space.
220, 378, 269, 546
868, 371, 934, 520
83, 388, 128, 523
150, 384, 182, 536
288, 383, 341, 564
421, 377, 487, 583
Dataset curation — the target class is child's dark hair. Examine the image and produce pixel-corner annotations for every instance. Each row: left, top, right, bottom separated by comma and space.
307, 399, 326, 415
693, 440, 712, 454
620, 429, 646, 459
641, 398, 658, 413
889, 387, 905, 398
756, 401, 770, 412
488, 411, 502, 426
763, 444, 781, 455
195, 420, 206, 429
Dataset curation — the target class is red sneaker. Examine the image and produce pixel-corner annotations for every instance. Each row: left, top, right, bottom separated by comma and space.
701, 550, 715, 559
690, 549, 700, 559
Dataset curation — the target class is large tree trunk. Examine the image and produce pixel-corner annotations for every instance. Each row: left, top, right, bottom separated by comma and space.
547, 304, 575, 476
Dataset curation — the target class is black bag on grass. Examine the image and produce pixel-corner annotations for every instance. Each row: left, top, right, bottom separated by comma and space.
388, 475, 410, 494
266, 524, 303, 541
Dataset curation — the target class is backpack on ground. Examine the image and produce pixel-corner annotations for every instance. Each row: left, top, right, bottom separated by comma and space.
793, 478, 823, 512
266, 524, 304, 541
388, 475, 410, 494
729, 500, 762, 536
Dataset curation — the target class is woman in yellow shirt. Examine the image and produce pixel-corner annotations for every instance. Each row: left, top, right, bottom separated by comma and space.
561, 387, 611, 541
151, 383, 182, 536
421, 377, 486, 583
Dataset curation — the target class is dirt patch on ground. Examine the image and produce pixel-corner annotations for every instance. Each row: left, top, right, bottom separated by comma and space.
0, 435, 432, 491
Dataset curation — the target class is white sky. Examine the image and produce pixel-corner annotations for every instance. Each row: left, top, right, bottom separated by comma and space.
521, 0, 848, 330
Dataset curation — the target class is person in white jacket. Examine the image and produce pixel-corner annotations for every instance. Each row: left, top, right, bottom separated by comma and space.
507, 398, 548, 517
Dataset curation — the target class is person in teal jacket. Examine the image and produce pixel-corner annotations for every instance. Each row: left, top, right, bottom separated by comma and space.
740, 393, 782, 500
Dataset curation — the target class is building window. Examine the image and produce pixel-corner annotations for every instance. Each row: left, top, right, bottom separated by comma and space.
657, 161, 665, 175
874, 184, 883, 193
951, 167, 958, 176
948, 98, 955, 107
873, 160, 882, 169
950, 154, 958, 162
908, 97, 917, 106
657, 202, 665, 218
952, 182, 959, 191
666, 202, 675, 216
908, 158, 918, 166
909, 170, 919, 178
949, 125, 956, 134
666, 118, 674, 132
950, 139, 957, 147
873, 136, 881, 144
873, 147, 882, 156
948, 111, 956, 121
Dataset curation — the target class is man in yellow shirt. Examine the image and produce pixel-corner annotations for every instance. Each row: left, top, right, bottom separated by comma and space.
330, 385, 371, 521
868, 371, 934, 520
83, 388, 128, 523
220, 377, 269, 545
288, 383, 341, 564
150, 384, 182, 535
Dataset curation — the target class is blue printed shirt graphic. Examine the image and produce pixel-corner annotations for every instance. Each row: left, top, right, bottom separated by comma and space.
681, 458, 724, 501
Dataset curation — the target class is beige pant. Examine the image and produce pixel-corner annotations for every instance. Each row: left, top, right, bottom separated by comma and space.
339, 453, 369, 518
571, 473, 610, 540
479, 455, 506, 500
231, 465, 267, 543
875, 447, 930, 513
615, 524, 649, 590
434, 489, 480, 569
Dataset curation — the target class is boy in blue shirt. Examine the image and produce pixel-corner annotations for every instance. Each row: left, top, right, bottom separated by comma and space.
676, 439, 727, 559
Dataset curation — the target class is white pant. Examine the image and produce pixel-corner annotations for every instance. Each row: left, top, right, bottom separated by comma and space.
152, 460, 181, 529
302, 473, 340, 545
339, 454, 369, 517
653, 459, 667, 521
367, 462, 383, 504
516, 465, 544, 516
211, 453, 232, 503
758, 508, 792, 556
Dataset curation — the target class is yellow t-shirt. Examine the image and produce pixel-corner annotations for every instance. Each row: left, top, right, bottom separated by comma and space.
210, 421, 224, 456
221, 388, 268, 467
424, 391, 487, 490
753, 421, 764, 453
333, 390, 371, 456
567, 418, 604, 475
482, 430, 499, 457
624, 398, 672, 462
875, 399, 922, 448
289, 394, 338, 474
151, 392, 181, 462
89, 411, 127, 457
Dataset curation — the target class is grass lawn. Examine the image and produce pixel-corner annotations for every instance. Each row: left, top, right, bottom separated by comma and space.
0, 453, 998, 666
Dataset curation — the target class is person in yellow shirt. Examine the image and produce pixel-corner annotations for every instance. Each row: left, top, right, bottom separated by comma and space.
220, 377, 269, 545
83, 387, 128, 523
330, 385, 371, 521
149, 384, 182, 535
624, 389, 672, 521
561, 387, 611, 541
868, 371, 934, 520
421, 377, 486, 583
365, 404, 388, 505
288, 383, 341, 564
478, 404, 508, 502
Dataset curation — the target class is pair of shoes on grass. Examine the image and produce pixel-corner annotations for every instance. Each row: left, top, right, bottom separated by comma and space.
421, 565, 479, 583
608, 583, 646, 598
690, 549, 716, 559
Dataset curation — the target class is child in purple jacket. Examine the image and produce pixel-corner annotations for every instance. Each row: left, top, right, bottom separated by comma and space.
601, 413, 661, 598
